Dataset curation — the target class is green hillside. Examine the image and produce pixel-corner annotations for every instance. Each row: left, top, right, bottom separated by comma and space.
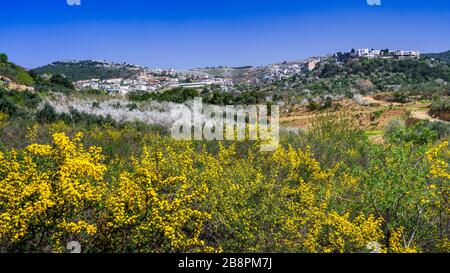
32, 60, 140, 82
0, 53, 34, 86
423, 50, 450, 64
278, 57, 450, 97
193, 66, 252, 79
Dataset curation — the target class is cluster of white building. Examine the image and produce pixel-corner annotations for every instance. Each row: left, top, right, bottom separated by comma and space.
74, 77, 171, 94
260, 59, 321, 83
356, 49, 420, 59
74, 69, 234, 94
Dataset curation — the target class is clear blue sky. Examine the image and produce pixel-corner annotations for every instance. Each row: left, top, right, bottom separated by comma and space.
0, 0, 449, 69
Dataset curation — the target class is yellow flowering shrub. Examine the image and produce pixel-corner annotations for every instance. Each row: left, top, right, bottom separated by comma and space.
0, 112, 8, 127
272, 147, 383, 253
427, 141, 450, 179
187, 143, 386, 253
25, 123, 39, 143
0, 133, 105, 252
388, 227, 417, 253
99, 148, 211, 253
423, 141, 450, 252
0, 129, 447, 253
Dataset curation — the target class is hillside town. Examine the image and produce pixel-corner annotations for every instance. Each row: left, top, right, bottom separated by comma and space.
233, 48, 421, 85
71, 48, 422, 94
252, 58, 322, 84
74, 67, 234, 94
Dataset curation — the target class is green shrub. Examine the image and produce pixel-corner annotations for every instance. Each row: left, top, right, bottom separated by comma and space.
307, 100, 320, 111
391, 92, 409, 103
37, 103, 58, 123
385, 120, 442, 145
50, 74, 75, 89
429, 97, 450, 116
128, 88, 198, 103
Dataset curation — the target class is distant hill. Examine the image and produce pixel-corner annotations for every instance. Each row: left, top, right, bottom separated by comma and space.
192, 66, 253, 82
32, 60, 142, 82
423, 50, 450, 64
24, 50, 450, 97
271, 55, 450, 99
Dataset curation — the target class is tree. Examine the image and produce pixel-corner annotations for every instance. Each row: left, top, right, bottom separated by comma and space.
307, 99, 320, 111
50, 74, 74, 89
28, 70, 38, 80
0, 53, 8, 64
37, 103, 58, 123
322, 97, 333, 109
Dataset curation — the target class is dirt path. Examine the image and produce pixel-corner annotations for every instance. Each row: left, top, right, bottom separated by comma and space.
410, 110, 449, 123
366, 95, 449, 124
280, 96, 448, 130
362, 96, 402, 106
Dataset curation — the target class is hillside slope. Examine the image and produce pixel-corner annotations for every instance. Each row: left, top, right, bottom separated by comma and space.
191, 66, 253, 82
32, 60, 142, 82
423, 50, 450, 64
0, 53, 34, 86
276, 56, 450, 98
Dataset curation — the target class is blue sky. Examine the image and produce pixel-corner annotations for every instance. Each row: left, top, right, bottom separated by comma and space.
0, 0, 449, 69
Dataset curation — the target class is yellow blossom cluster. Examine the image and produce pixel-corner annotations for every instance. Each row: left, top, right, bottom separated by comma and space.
0, 133, 105, 250
0, 112, 8, 127
0, 133, 213, 253
427, 141, 450, 180
388, 227, 417, 253
0, 131, 448, 253
101, 148, 211, 252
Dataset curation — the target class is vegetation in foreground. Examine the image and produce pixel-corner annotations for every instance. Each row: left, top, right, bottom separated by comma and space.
0, 103, 448, 253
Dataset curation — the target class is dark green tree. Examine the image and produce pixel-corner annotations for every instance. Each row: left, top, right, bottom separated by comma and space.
50, 74, 74, 89
0, 53, 8, 64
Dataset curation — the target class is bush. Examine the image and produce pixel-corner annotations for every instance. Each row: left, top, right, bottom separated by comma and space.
391, 92, 409, 103
37, 103, 58, 123
307, 100, 320, 111
429, 97, 450, 117
128, 88, 198, 103
344, 91, 355, 99
0, 53, 8, 64
79, 88, 108, 96
428, 120, 450, 139
322, 97, 333, 109
0, 129, 448, 253
0, 111, 448, 253
0, 97, 18, 116
385, 120, 443, 145
50, 74, 75, 89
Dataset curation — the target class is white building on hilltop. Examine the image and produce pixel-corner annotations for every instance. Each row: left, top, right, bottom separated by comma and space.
356, 48, 420, 59
357, 49, 370, 57
357, 49, 381, 58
